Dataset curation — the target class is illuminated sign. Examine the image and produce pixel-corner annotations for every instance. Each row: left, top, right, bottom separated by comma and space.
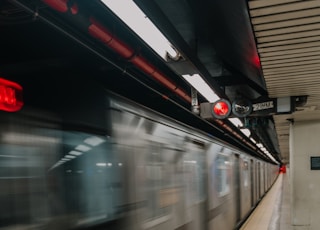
0, 78, 23, 112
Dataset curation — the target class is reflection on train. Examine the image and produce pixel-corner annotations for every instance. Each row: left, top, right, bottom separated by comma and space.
0, 77, 279, 230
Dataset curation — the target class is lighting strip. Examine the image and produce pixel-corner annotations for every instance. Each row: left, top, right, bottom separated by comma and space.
182, 74, 219, 102
100, 0, 178, 60
228, 118, 243, 128
49, 135, 106, 171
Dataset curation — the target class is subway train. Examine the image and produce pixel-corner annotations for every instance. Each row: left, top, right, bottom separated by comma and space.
0, 75, 279, 230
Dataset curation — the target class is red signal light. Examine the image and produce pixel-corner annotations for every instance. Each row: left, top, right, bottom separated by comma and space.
211, 99, 231, 119
254, 55, 261, 67
0, 78, 23, 112
279, 165, 286, 173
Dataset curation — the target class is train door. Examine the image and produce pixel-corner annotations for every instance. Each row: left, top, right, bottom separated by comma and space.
260, 162, 264, 197
260, 163, 266, 196
257, 162, 260, 199
262, 163, 265, 193
262, 163, 266, 194
250, 159, 254, 207
234, 154, 241, 223
265, 164, 268, 192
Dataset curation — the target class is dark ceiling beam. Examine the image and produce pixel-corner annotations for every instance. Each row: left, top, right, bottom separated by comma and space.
135, 0, 269, 99
214, 75, 251, 87
133, 0, 229, 100
186, 0, 266, 89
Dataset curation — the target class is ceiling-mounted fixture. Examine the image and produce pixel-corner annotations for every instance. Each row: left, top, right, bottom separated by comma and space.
182, 74, 219, 103
101, 0, 179, 60
232, 98, 252, 117
259, 145, 277, 164
240, 128, 251, 137
250, 137, 256, 143
228, 118, 243, 128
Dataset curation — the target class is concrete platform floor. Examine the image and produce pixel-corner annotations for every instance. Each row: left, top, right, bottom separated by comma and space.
240, 172, 291, 230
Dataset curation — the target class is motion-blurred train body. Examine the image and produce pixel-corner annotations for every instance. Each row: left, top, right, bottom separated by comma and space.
0, 77, 278, 230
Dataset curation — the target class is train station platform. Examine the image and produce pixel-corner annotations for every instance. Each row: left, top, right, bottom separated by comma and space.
240, 172, 291, 230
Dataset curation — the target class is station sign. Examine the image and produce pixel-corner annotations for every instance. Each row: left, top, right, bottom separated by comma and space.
250, 98, 277, 116
252, 100, 274, 111
251, 96, 295, 116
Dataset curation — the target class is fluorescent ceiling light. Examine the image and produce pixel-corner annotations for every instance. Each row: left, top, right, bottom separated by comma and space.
266, 153, 277, 163
240, 128, 251, 137
60, 158, 69, 161
75, 144, 91, 152
228, 118, 243, 128
256, 143, 263, 148
69, 150, 83, 156
84, 136, 106, 146
101, 0, 178, 60
96, 163, 107, 167
65, 155, 76, 159
62, 158, 71, 161
182, 74, 219, 102
250, 137, 256, 143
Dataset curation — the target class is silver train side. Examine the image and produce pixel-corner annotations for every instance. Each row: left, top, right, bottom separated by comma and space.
0, 86, 279, 230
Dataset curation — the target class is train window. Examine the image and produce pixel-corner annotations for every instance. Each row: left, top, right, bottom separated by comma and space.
0, 110, 121, 229
183, 140, 206, 203
243, 161, 249, 187
215, 154, 230, 196
145, 141, 171, 220
48, 131, 121, 226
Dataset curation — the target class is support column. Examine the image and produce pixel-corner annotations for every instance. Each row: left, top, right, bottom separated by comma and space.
290, 120, 320, 229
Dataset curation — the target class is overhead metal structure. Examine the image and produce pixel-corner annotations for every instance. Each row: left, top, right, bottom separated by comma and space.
5, 0, 317, 163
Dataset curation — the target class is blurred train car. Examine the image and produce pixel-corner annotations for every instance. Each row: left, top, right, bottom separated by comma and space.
0, 76, 279, 230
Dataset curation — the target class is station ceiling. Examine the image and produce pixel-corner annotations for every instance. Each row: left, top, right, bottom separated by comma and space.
248, 0, 320, 165
2, 0, 317, 164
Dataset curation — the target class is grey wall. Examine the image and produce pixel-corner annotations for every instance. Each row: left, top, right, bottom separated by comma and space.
290, 121, 320, 229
